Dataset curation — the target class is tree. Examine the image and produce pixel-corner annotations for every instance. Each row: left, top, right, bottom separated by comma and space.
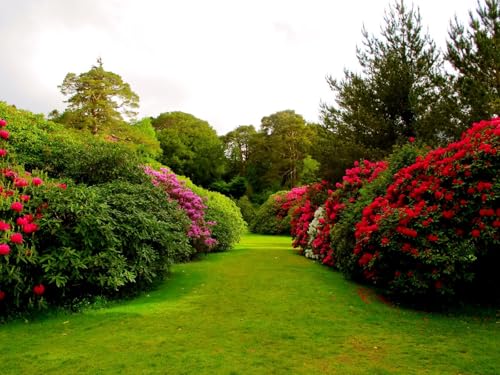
222, 125, 257, 177
446, 0, 500, 125
255, 110, 314, 189
153, 112, 226, 187
322, 1, 456, 163
58, 58, 139, 134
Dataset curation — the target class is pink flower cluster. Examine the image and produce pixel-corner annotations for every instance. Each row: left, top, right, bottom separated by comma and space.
144, 166, 217, 249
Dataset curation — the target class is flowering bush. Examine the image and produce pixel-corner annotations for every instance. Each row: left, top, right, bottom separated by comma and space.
0, 118, 47, 312
144, 166, 216, 251
289, 182, 329, 249
252, 186, 309, 234
352, 119, 499, 298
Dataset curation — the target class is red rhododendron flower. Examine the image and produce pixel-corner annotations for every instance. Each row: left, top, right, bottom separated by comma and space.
0, 221, 11, 231
10, 233, 23, 244
33, 284, 45, 296
479, 208, 495, 217
14, 178, 29, 188
408, 136, 415, 143
16, 217, 28, 226
427, 234, 439, 242
381, 237, 390, 246
0, 243, 11, 255
435, 280, 443, 289
0, 130, 9, 139
471, 229, 481, 238
31, 177, 43, 186
20, 194, 30, 202
0, 149, 7, 157
11, 202, 23, 212
0, 119, 7, 127
0, 290, 5, 301
358, 253, 373, 266
22, 223, 39, 234
58, 183, 67, 190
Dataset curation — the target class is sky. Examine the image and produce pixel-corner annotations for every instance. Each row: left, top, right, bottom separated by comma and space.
0, 0, 478, 135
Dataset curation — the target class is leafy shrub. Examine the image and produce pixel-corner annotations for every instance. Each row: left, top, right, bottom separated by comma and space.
31, 181, 192, 304
251, 191, 290, 234
352, 119, 499, 299
0, 102, 148, 185
187, 181, 246, 252
236, 195, 258, 225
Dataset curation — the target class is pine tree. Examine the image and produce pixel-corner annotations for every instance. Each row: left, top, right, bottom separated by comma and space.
446, 0, 500, 125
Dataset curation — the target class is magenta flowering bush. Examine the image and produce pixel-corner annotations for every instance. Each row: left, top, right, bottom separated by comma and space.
144, 166, 216, 251
0, 118, 47, 311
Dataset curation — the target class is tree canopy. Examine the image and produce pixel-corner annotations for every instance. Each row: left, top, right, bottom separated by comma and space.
322, 0, 457, 165
58, 58, 139, 134
152, 112, 226, 187
446, 0, 500, 125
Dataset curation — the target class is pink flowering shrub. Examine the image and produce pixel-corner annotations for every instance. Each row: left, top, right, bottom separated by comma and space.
252, 186, 309, 234
0, 118, 47, 311
289, 182, 329, 249
352, 119, 499, 299
144, 166, 216, 251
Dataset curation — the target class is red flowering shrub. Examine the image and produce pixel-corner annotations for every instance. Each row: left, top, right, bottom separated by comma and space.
292, 160, 387, 266
352, 119, 499, 298
316, 160, 388, 267
290, 182, 329, 249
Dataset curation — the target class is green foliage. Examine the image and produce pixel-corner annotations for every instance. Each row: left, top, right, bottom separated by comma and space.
153, 112, 226, 187
0, 102, 146, 185
257, 110, 314, 189
236, 195, 258, 225
250, 191, 291, 234
58, 58, 140, 134
210, 176, 247, 198
184, 179, 246, 252
103, 117, 162, 160
446, 0, 500, 125
32, 181, 193, 304
222, 125, 257, 177
299, 155, 320, 185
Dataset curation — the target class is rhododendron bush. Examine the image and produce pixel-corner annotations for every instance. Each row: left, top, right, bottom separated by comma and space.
292, 161, 387, 267
352, 119, 499, 298
291, 118, 499, 301
144, 166, 217, 251
0, 119, 194, 316
251, 188, 308, 234
0, 118, 48, 311
289, 182, 329, 250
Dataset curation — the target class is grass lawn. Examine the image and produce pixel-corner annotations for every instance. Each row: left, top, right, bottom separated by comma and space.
1, 233, 499, 374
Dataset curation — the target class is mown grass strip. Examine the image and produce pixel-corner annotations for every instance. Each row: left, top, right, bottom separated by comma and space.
1, 233, 498, 374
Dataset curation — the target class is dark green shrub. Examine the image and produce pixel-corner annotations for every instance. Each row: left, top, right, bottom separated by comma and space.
236, 195, 258, 225
31, 181, 193, 304
250, 191, 290, 234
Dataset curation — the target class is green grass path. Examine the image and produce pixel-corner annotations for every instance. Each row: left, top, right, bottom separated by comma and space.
1, 234, 499, 374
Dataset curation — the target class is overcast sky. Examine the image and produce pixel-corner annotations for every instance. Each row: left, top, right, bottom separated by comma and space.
0, 0, 478, 134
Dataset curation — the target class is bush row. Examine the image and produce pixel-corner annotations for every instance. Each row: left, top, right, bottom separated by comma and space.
0, 107, 245, 316
287, 119, 499, 302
